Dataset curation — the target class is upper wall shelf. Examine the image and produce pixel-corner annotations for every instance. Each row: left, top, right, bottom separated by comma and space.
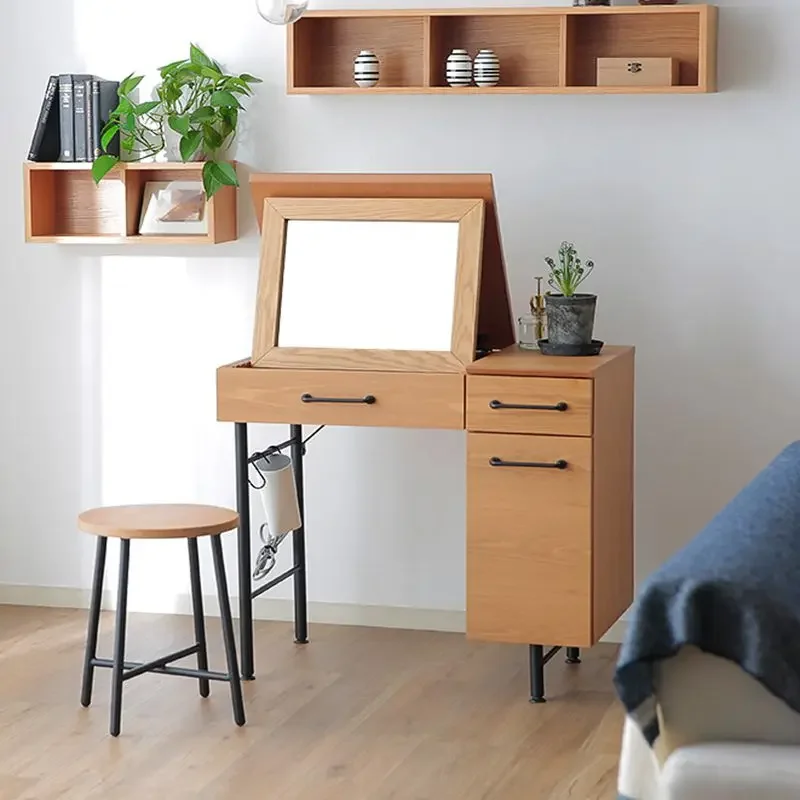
23, 161, 238, 245
287, 5, 718, 95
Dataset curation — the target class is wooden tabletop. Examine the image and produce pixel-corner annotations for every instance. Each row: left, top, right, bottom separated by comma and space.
467, 345, 634, 378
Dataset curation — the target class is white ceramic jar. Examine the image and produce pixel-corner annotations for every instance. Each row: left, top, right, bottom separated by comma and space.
474, 49, 500, 87
446, 49, 473, 87
354, 50, 380, 88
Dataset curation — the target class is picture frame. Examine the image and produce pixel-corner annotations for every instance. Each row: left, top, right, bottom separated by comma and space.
138, 180, 208, 236
251, 196, 486, 373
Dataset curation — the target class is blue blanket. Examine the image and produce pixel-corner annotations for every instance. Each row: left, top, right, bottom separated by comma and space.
614, 441, 800, 746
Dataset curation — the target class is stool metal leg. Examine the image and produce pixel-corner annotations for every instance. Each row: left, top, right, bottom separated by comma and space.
187, 539, 210, 699
566, 647, 581, 664
210, 535, 246, 727
110, 538, 131, 737
81, 536, 108, 708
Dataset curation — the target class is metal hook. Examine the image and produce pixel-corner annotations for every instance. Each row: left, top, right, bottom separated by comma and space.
247, 460, 267, 490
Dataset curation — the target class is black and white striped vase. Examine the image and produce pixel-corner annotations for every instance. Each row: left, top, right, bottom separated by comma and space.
354, 50, 380, 88
445, 49, 473, 87
474, 49, 500, 87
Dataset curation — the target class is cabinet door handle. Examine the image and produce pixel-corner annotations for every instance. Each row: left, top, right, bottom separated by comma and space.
301, 393, 376, 405
489, 400, 568, 412
489, 457, 568, 470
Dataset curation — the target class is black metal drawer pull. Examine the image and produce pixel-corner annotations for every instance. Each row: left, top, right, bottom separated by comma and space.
489, 457, 568, 470
489, 400, 568, 412
300, 393, 376, 405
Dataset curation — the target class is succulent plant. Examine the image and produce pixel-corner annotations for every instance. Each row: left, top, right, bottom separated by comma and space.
544, 242, 595, 297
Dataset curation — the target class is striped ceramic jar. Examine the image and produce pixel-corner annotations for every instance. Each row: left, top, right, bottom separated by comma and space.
446, 49, 473, 87
474, 49, 500, 87
354, 50, 380, 88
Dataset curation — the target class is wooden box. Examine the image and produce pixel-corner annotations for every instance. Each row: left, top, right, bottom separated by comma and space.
597, 57, 679, 87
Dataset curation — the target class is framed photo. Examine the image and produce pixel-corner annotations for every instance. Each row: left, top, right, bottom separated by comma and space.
138, 180, 208, 236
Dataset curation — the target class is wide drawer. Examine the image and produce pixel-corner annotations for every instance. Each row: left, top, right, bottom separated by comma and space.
466, 432, 592, 646
217, 365, 464, 429
467, 375, 592, 436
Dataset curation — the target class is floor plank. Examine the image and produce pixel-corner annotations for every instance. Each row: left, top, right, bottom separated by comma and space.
0, 606, 623, 799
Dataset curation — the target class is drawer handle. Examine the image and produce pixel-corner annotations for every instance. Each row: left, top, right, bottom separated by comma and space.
301, 393, 376, 405
489, 457, 568, 470
489, 399, 568, 412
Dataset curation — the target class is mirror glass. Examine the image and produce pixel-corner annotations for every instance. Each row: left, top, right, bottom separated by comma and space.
278, 220, 460, 351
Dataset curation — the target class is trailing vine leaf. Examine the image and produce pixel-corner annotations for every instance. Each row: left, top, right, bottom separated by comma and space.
202, 124, 224, 151
119, 73, 144, 94
135, 100, 161, 115
239, 74, 263, 84
210, 90, 239, 108
190, 106, 215, 123
100, 123, 119, 151
190, 43, 213, 69
202, 161, 238, 198
180, 130, 203, 161
91, 154, 119, 184
168, 114, 191, 135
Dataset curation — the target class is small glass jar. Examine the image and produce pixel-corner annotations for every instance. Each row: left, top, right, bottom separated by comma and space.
517, 316, 538, 350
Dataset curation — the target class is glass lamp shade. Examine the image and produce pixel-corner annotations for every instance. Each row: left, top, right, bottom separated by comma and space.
255, 0, 308, 25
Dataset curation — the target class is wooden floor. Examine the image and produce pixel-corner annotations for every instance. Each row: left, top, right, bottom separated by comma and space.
0, 606, 623, 800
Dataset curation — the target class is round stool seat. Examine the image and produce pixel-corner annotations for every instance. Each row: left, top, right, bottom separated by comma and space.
78, 504, 239, 540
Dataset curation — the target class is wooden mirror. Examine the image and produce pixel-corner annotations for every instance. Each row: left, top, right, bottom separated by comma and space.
251, 197, 485, 372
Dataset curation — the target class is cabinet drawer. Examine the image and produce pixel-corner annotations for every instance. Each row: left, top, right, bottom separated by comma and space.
467, 375, 592, 436
466, 433, 592, 646
217, 366, 464, 429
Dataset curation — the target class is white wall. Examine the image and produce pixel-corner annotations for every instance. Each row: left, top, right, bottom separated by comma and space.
2, 0, 798, 624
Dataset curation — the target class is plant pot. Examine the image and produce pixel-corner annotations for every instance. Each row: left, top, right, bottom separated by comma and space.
544, 293, 597, 346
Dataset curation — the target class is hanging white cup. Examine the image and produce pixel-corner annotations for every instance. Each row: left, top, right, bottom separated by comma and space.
253, 453, 301, 537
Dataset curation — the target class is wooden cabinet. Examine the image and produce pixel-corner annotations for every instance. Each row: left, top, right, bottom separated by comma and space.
466, 346, 634, 648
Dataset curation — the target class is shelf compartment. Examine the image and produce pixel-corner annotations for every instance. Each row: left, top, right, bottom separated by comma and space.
289, 14, 426, 90
24, 162, 237, 245
429, 14, 561, 89
565, 9, 708, 89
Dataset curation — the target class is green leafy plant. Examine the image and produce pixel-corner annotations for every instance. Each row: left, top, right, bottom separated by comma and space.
545, 242, 595, 296
91, 43, 261, 198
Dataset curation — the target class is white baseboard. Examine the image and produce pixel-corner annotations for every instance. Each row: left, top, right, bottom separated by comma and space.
0, 584, 628, 643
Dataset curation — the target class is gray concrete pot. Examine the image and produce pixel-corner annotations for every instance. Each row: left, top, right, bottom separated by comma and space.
545, 294, 597, 346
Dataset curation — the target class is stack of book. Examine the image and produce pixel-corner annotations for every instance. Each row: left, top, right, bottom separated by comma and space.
27, 74, 120, 163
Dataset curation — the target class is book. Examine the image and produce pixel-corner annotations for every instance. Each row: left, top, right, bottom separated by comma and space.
58, 74, 74, 161
27, 75, 59, 161
89, 79, 100, 159
73, 78, 88, 161
97, 79, 120, 157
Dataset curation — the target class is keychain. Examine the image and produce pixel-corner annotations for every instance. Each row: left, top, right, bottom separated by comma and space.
253, 522, 278, 581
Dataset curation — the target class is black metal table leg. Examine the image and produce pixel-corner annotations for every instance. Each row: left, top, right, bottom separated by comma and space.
81, 535, 108, 708
566, 647, 581, 664
110, 539, 131, 737
235, 422, 254, 680
210, 535, 246, 727
187, 538, 210, 698
529, 644, 546, 704
290, 423, 309, 645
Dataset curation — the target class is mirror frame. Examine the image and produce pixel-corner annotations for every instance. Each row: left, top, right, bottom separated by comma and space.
251, 197, 485, 372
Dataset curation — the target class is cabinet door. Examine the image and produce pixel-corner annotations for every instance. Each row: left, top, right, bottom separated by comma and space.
467, 432, 593, 646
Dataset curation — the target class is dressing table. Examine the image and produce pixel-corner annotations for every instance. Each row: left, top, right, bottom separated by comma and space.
216, 173, 634, 701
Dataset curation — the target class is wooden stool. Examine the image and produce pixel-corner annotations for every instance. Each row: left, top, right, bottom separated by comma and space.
78, 504, 245, 736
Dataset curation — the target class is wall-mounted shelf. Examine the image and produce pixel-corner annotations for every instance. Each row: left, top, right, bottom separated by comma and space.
23, 161, 238, 245
287, 5, 717, 95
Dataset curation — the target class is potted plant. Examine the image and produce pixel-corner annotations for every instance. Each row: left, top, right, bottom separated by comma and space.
91, 43, 261, 198
544, 241, 597, 349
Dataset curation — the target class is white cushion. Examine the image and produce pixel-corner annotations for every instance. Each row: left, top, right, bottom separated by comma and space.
661, 743, 800, 800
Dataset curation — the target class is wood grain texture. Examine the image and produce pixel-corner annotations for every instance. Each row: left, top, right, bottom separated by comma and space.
78, 504, 239, 540
287, 6, 717, 94
249, 173, 515, 354
568, 11, 701, 88
591, 348, 635, 641
597, 57, 679, 88
250, 196, 485, 372
699, 4, 718, 93
24, 162, 238, 245
430, 14, 561, 88
467, 432, 593, 646
467, 375, 593, 437
217, 365, 465, 429
468, 345, 634, 379
251, 201, 288, 367
289, 15, 426, 89
0, 606, 623, 799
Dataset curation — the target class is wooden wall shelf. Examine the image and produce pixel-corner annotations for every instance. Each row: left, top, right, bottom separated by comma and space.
288, 5, 717, 95
23, 161, 238, 245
